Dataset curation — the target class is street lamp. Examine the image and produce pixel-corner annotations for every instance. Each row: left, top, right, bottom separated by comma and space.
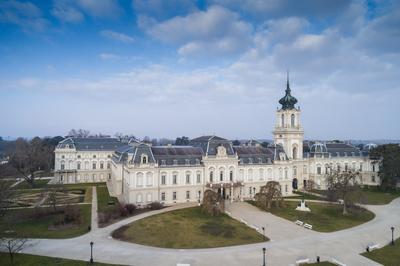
90, 241, 94, 264
262, 226, 266, 241
262, 247, 266, 266
391, 226, 395, 246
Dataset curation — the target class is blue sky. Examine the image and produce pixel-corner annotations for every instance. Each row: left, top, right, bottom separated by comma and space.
0, 0, 399, 140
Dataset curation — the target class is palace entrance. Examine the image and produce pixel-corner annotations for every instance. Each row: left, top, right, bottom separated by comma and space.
206, 182, 244, 202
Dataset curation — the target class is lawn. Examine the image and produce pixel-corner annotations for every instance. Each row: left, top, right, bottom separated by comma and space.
0, 252, 122, 266
287, 191, 327, 201
361, 238, 400, 266
97, 185, 117, 212
0, 205, 91, 238
14, 179, 50, 189
248, 201, 375, 232
112, 207, 265, 248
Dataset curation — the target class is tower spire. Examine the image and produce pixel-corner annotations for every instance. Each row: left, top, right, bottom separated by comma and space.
286, 69, 290, 92
279, 70, 297, 110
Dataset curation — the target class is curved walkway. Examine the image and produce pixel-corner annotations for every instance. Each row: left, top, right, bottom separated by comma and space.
16, 199, 400, 266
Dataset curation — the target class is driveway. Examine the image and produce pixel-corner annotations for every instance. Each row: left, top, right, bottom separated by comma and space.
13, 198, 400, 266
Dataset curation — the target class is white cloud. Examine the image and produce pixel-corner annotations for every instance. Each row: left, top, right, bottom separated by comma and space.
99, 53, 120, 60
75, 0, 122, 18
0, 1, 48, 31
51, 1, 84, 23
133, 0, 197, 20
143, 5, 253, 57
100, 30, 134, 43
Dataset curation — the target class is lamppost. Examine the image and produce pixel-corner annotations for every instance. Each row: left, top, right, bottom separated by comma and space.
391, 226, 395, 245
262, 247, 266, 266
262, 226, 266, 241
90, 241, 94, 264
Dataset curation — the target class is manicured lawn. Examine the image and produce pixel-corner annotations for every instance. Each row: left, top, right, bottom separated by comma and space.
112, 207, 265, 248
248, 201, 375, 232
0, 179, 17, 188
287, 191, 327, 201
0, 252, 122, 266
359, 188, 400, 205
0, 205, 91, 238
97, 185, 117, 212
361, 238, 400, 266
14, 179, 50, 189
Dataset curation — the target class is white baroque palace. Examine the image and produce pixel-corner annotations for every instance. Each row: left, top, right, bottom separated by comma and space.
54, 78, 380, 205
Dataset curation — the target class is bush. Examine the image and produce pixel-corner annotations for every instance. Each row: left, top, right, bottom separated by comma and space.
63, 205, 82, 224
148, 201, 163, 210
125, 203, 136, 215
118, 203, 128, 217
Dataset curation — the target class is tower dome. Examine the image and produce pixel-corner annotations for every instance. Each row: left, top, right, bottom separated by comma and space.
363, 143, 377, 151
279, 72, 298, 110
310, 142, 328, 153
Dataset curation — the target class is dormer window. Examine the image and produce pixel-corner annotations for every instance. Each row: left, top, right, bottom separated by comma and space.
248, 158, 253, 164
93, 155, 96, 159
65, 144, 69, 149
161, 160, 166, 166
185, 159, 190, 165
195, 159, 200, 165
173, 159, 178, 166
258, 158, 262, 164
141, 154, 148, 164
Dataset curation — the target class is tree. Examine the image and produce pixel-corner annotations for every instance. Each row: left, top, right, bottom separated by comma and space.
0, 181, 15, 217
68, 129, 90, 138
255, 181, 284, 209
0, 237, 29, 265
201, 190, 224, 216
8, 137, 52, 187
232, 140, 240, 146
175, 136, 190, 146
369, 144, 400, 190
326, 168, 362, 215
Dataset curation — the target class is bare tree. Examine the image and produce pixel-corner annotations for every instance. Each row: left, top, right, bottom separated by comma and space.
255, 181, 284, 209
68, 129, 90, 138
326, 168, 362, 215
304, 179, 316, 191
8, 138, 52, 187
201, 190, 224, 216
0, 237, 29, 265
0, 181, 15, 217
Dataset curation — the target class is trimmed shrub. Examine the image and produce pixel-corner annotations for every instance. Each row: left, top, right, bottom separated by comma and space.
148, 201, 163, 210
125, 203, 136, 215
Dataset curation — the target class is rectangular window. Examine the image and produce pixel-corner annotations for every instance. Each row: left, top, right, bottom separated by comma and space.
317, 167, 321, 175
173, 174, 177, 185
359, 163, 363, 171
108, 173, 111, 180
161, 192, 166, 201
173, 191, 177, 200
77, 163, 81, 170
186, 174, 190, 184
92, 163, 96, 170
161, 175, 166, 185
196, 174, 201, 183
61, 164, 65, 170
100, 163, 104, 169
230, 171, 233, 181
303, 165, 307, 174
186, 191, 190, 200
107, 162, 111, 169
220, 171, 223, 181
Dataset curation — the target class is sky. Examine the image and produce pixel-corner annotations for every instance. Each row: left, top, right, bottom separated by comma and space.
0, 0, 399, 140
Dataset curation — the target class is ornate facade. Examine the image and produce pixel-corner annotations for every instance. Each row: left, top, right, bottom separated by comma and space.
54, 78, 380, 205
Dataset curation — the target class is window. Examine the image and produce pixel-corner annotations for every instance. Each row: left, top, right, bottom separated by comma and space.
303, 165, 307, 174
161, 192, 166, 201
284, 168, 288, 179
107, 162, 111, 169
146, 173, 153, 186
293, 147, 298, 159
293, 167, 297, 177
173, 192, 177, 201
142, 155, 147, 164
285, 184, 288, 193
108, 173, 111, 180
61, 163, 65, 170
248, 158, 253, 164
161, 174, 166, 185
220, 171, 223, 181
137, 173, 143, 187
61, 155, 65, 159
197, 173, 201, 183
291, 114, 295, 127
359, 163, 363, 171
186, 174, 190, 184
77, 155, 81, 159
345, 163, 348, 171
147, 193, 152, 202
248, 169, 253, 181
92, 162, 96, 170
229, 171, 233, 181
100, 162, 104, 169
195, 159, 200, 165
161, 160, 166, 166
372, 164, 376, 172
258, 158, 262, 164
249, 187, 252, 195
185, 159, 190, 165
259, 169, 264, 180
77, 162, 81, 170
210, 171, 214, 182
93, 155, 96, 158
137, 194, 142, 203
372, 176, 376, 182
107, 155, 111, 158
186, 191, 190, 200
173, 174, 177, 185
173, 159, 178, 166
317, 166, 321, 175
281, 113, 284, 127
60, 175, 63, 181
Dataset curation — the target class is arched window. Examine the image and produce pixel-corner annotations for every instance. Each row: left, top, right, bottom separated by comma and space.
137, 173, 143, 187
291, 114, 295, 127
210, 171, 214, 182
281, 114, 285, 127
293, 146, 298, 159
142, 155, 147, 164
229, 170, 233, 181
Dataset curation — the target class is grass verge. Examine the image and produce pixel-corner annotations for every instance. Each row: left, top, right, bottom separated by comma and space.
361, 238, 400, 266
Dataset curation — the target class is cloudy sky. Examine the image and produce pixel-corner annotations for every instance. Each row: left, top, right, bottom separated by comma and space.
0, 0, 399, 140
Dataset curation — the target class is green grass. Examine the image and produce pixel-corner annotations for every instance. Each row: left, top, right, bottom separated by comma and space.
0, 179, 17, 188
359, 187, 400, 205
287, 191, 327, 201
97, 186, 117, 212
14, 179, 50, 189
248, 201, 375, 232
0, 252, 122, 266
361, 238, 400, 266
0, 205, 91, 238
112, 207, 265, 248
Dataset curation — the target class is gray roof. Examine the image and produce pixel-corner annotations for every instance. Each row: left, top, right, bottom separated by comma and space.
304, 141, 366, 158
234, 146, 274, 164
191, 135, 235, 156
57, 137, 124, 151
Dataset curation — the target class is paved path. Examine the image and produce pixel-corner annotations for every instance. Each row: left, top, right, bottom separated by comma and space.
91, 186, 98, 231
12, 199, 400, 266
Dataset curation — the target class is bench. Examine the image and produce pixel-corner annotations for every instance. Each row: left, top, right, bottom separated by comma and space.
295, 220, 304, 226
366, 244, 380, 252
303, 223, 313, 230
295, 258, 310, 265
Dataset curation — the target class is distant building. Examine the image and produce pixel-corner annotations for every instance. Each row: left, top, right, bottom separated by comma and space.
54, 77, 380, 205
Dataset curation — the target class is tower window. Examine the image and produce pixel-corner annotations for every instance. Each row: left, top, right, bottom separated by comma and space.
281, 114, 285, 127
291, 114, 295, 127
